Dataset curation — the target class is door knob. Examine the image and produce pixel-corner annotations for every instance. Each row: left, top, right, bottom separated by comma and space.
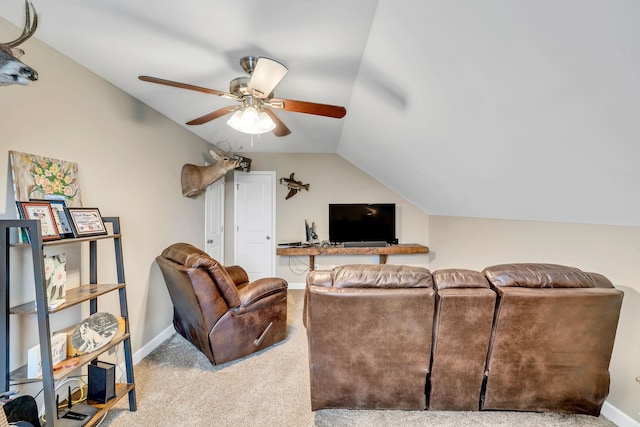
266, 236, 271, 240
207, 239, 213, 244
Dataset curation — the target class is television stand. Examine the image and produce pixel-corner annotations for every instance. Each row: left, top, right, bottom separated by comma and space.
276, 243, 428, 271
344, 241, 388, 248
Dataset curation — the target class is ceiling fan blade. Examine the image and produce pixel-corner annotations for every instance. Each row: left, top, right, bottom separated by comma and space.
138, 75, 238, 99
263, 108, 291, 137
248, 58, 288, 99
269, 98, 346, 118
186, 105, 239, 125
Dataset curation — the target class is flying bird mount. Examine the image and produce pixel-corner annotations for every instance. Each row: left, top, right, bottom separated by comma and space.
280, 173, 309, 200
138, 56, 347, 137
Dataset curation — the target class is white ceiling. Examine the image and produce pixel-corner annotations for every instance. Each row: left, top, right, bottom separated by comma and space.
3, 0, 640, 226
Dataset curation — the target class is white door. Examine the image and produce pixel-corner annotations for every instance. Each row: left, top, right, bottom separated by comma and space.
205, 178, 225, 263
234, 171, 275, 280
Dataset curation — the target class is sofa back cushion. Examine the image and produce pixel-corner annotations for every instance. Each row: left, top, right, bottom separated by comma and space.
483, 263, 599, 289
311, 264, 432, 289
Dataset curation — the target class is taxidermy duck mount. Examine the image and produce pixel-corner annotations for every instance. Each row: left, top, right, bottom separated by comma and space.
280, 173, 309, 200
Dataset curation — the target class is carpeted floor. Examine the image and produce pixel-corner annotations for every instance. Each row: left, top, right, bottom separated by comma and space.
100, 290, 617, 427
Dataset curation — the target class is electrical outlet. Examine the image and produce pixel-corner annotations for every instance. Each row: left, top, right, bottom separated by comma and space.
314, 264, 319, 270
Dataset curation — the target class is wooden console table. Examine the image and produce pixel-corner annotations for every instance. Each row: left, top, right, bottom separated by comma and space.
276, 243, 429, 271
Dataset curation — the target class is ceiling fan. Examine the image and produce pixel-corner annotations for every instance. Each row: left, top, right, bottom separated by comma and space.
138, 56, 347, 137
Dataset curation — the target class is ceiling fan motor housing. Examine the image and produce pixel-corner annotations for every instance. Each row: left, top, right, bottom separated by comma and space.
239, 56, 259, 75
230, 77, 250, 96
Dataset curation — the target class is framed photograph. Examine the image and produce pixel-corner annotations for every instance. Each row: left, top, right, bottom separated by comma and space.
16, 201, 61, 241
64, 207, 108, 237
30, 199, 74, 239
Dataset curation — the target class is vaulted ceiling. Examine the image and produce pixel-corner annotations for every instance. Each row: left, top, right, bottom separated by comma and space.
3, 1, 640, 226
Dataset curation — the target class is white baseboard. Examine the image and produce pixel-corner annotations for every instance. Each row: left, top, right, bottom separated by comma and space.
601, 401, 640, 427
132, 324, 175, 365
288, 282, 305, 290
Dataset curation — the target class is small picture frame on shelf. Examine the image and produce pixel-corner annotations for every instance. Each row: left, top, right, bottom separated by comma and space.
16, 201, 61, 241
44, 254, 66, 309
64, 207, 108, 237
30, 199, 74, 239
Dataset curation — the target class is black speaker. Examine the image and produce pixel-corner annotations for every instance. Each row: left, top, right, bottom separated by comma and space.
88, 361, 116, 403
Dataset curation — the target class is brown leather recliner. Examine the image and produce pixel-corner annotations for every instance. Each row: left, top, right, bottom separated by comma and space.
429, 269, 496, 410
305, 264, 435, 410
481, 263, 624, 415
155, 243, 288, 365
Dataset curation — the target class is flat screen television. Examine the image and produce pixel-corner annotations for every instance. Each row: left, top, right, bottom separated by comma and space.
329, 203, 396, 244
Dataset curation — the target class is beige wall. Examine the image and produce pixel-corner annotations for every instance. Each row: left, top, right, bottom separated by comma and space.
429, 215, 640, 421
235, 153, 430, 284
1, 18, 208, 364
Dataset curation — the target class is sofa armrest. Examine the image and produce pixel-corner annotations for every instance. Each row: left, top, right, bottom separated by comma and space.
235, 278, 288, 314
225, 265, 250, 287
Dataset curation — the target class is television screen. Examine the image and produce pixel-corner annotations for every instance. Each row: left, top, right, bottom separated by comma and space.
329, 203, 396, 244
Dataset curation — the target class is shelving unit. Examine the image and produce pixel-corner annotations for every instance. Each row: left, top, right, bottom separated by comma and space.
1, 217, 136, 426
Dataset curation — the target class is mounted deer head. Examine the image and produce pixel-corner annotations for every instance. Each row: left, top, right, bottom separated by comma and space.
0, 1, 38, 86
181, 146, 240, 198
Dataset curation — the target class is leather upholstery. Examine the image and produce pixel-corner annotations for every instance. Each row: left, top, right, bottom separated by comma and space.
481, 263, 623, 415
304, 262, 623, 415
306, 264, 434, 410
429, 269, 496, 410
156, 243, 288, 365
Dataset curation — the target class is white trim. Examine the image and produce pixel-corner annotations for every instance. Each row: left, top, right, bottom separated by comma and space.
601, 401, 640, 427
132, 324, 175, 365
288, 282, 305, 290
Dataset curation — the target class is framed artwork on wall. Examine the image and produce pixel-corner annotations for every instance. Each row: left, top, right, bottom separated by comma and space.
64, 207, 107, 237
9, 150, 83, 207
16, 201, 61, 241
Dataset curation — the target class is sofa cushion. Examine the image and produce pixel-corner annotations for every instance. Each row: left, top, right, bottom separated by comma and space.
432, 269, 489, 290
331, 264, 432, 289
482, 263, 597, 289
584, 272, 615, 288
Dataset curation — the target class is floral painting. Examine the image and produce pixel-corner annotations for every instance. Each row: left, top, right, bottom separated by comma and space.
9, 150, 83, 207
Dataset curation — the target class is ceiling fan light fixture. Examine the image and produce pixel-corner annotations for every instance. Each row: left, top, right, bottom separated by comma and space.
248, 57, 288, 98
227, 106, 276, 134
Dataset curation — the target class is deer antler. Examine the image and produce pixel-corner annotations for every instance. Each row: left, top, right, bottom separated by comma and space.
4, 1, 38, 48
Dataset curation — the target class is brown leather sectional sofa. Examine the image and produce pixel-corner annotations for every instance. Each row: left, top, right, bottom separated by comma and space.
304, 263, 623, 415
